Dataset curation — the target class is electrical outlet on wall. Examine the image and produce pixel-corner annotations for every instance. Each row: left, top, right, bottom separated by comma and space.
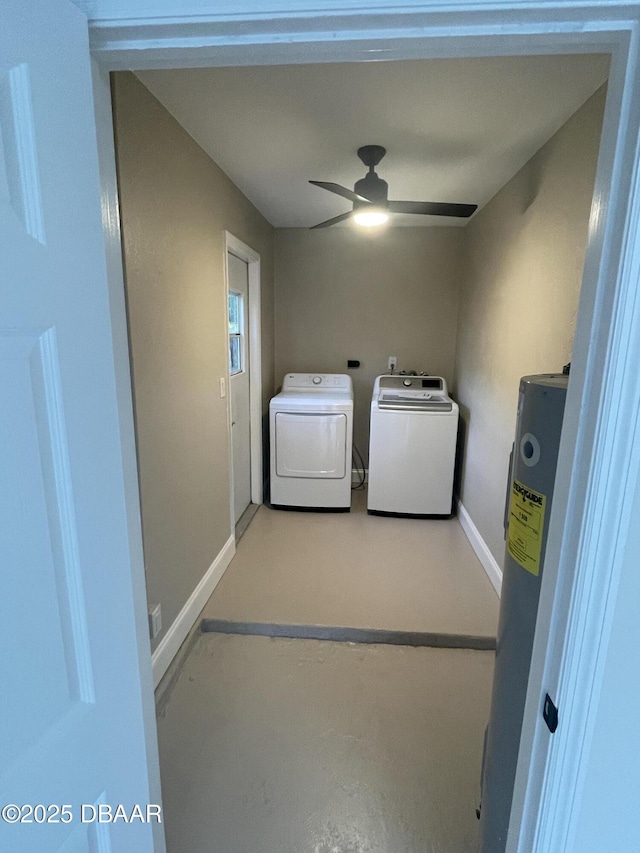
388, 356, 397, 373
149, 604, 162, 639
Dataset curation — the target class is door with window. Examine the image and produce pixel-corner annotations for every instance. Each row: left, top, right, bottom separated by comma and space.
228, 252, 251, 523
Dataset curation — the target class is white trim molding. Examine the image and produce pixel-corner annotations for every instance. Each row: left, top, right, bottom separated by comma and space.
81, 2, 640, 70
91, 60, 167, 852
458, 501, 502, 597
151, 535, 235, 688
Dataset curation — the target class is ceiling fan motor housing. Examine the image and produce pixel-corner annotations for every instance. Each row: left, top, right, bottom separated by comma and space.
354, 173, 389, 206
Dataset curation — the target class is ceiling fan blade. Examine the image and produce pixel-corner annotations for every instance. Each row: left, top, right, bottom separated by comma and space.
310, 211, 354, 229
309, 181, 370, 204
389, 200, 478, 218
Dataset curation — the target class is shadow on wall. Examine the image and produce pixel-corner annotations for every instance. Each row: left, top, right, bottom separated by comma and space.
453, 402, 469, 506
521, 144, 553, 214
262, 414, 270, 503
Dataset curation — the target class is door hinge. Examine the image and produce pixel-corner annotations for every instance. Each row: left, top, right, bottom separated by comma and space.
543, 693, 559, 733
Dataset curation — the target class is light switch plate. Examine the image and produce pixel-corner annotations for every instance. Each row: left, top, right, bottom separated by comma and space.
220, 377, 226, 397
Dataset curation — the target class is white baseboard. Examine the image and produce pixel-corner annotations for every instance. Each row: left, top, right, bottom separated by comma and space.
351, 467, 368, 485
152, 535, 235, 687
457, 501, 502, 597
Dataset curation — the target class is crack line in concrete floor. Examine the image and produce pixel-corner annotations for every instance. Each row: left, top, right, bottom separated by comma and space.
200, 618, 496, 650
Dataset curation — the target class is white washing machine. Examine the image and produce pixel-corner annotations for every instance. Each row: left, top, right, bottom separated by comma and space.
270, 373, 353, 510
367, 375, 459, 516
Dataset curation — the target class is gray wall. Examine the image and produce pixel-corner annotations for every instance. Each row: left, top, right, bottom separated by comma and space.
112, 72, 275, 653
453, 87, 606, 565
274, 227, 464, 463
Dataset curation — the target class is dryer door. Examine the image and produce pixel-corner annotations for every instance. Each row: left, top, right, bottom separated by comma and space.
275, 413, 347, 478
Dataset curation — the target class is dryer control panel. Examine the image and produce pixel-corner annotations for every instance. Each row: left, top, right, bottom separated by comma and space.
283, 373, 352, 392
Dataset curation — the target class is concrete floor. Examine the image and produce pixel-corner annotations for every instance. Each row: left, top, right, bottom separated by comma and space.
157, 490, 499, 852
202, 490, 499, 637
157, 633, 493, 853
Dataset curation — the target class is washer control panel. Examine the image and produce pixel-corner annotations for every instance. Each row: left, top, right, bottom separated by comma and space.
378, 375, 446, 394
374, 375, 452, 412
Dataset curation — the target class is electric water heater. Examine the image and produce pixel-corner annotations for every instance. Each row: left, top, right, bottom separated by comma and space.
480, 373, 569, 852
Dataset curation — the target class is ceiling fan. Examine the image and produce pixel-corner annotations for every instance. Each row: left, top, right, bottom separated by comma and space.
309, 145, 478, 229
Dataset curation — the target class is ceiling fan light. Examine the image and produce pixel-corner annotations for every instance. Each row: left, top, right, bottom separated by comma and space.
353, 207, 389, 227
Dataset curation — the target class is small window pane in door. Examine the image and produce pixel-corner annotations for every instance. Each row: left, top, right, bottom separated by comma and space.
229, 335, 241, 374
228, 292, 240, 335
228, 291, 243, 375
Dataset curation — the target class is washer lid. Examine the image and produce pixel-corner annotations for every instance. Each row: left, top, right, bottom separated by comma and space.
378, 393, 453, 412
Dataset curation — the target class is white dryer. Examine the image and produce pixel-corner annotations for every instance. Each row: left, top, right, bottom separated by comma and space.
270, 373, 353, 510
367, 375, 459, 516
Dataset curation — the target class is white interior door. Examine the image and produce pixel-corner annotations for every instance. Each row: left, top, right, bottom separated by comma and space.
228, 251, 251, 523
0, 2, 161, 851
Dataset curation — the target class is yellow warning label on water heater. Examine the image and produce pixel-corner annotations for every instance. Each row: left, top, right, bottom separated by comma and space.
507, 479, 547, 576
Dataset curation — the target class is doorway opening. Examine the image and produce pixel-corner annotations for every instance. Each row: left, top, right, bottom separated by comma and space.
94, 5, 640, 844
112, 58, 605, 850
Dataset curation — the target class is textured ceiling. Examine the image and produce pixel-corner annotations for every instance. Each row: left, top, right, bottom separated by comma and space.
137, 54, 608, 228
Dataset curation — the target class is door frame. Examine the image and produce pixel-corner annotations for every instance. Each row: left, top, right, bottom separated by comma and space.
91, 59, 166, 852
224, 230, 264, 533
84, 3, 640, 851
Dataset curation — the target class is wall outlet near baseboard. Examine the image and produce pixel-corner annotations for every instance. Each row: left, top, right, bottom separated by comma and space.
149, 603, 162, 639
